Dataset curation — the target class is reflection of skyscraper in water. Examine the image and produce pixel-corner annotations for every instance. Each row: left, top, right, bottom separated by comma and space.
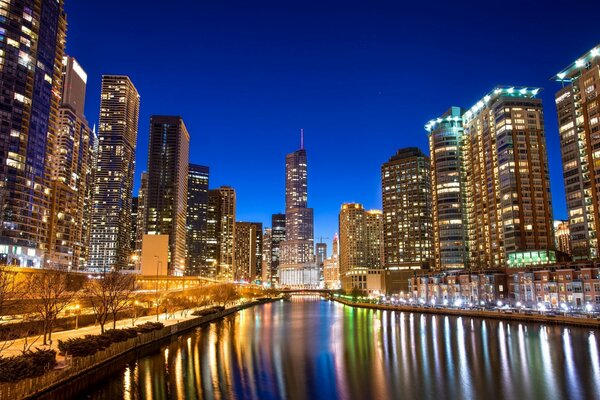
279, 130, 319, 288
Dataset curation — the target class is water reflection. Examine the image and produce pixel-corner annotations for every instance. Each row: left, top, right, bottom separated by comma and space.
83, 296, 600, 400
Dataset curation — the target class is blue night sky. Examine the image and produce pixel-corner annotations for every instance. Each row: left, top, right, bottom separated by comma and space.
65, 0, 600, 246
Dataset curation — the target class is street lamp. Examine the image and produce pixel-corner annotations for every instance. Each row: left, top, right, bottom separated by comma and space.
154, 256, 162, 322
74, 304, 81, 330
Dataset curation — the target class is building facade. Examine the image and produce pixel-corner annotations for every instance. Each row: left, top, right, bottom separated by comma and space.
46, 56, 96, 271
323, 234, 340, 289
554, 44, 600, 261
426, 107, 469, 270
270, 213, 286, 285
338, 203, 384, 293
381, 148, 433, 271
87, 76, 140, 272
261, 228, 273, 283
186, 164, 209, 276
145, 116, 189, 276
279, 136, 319, 288
207, 186, 236, 280
0, 0, 66, 267
463, 87, 555, 269
234, 222, 262, 282
554, 220, 571, 256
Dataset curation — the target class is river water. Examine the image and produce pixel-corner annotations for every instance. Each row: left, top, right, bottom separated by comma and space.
81, 296, 600, 400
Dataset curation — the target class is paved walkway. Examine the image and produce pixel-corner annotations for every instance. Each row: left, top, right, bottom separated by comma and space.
0, 308, 203, 358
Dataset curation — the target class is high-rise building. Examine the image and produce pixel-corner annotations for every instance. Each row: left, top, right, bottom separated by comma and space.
323, 234, 340, 289
135, 172, 148, 255
270, 213, 286, 285
88, 76, 140, 272
279, 132, 319, 288
262, 228, 273, 283
426, 107, 469, 271
145, 116, 190, 276
554, 220, 571, 256
207, 186, 236, 280
130, 197, 139, 255
0, 0, 66, 267
463, 87, 555, 268
46, 56, 96, 270
234, 222, 262, 281
186, 164, 209, 276
316, 242, 327, 267
554, 44, 600, 260
381, 148, 433, 271
338, 204, 384, 292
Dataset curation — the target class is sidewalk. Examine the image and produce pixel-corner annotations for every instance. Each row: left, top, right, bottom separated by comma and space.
0, 309, 200, 358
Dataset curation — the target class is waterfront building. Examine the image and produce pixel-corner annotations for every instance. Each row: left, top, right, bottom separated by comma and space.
234, 222, 262, 281
554, 44, 600, 260
408, 270, 508, 306
279, 133, 319, 288
130, 196, 139, 263
338, 203, 384, 294
261, 228, 273, 283
426, 107, 469, 270
381, 148, 433, 271
509, 263, 600, 309
207, 187, 236, 280
46, 56, 96, 270
463, 87, 555, 269
186, 164, 209, 276
145, 116, 190, 276
88, 76, 140, 272
270, 213, 286, 285
554, 220, 571, 256
0, 0, 66, 267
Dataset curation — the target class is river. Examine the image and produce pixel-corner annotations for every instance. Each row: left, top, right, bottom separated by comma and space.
80, 296, 600, 400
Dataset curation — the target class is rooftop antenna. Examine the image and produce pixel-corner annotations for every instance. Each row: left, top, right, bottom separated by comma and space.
300, 128, 304, 150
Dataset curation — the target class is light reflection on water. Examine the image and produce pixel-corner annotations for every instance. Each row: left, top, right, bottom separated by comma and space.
83, 296, 600, 400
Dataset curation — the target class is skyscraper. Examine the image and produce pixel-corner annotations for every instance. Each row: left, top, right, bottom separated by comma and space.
338, 204, 384, 292
555, 44, 600, 260
554, 220, 571, 256
381, 148, 433, 271
187, 164, 209, 276
463, 87, 555, 268
145, 116, 190, 276
88, 76, 140, 272
135, 172, 148, 256
426, 107, 469, 270
270, 213, 286, 285
316, 242, 327, 267
0, 0, 66, 267
279, 132, 319, 288
46, 56, 96, 270
207, 186, 236, 280
262, 228, 273, 283
234, 222, 262, 282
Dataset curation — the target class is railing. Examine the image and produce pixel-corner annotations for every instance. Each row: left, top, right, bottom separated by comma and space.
0, 302, 263, 400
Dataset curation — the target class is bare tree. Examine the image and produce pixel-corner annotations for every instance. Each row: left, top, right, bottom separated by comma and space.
0, 267, 18, 352
26, 270, 79, 345
213, 284, 239, 307
107, 272, 136, 329
86, 272, 136, 332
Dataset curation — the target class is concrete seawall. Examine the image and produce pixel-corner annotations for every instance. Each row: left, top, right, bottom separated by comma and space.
333, 298, 600, 329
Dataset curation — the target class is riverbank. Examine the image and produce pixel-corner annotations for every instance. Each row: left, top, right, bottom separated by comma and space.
333, 297, 600, 328
0, 298, 276, 400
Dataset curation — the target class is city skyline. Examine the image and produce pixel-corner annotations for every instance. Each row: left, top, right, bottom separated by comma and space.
64, 1, 600, 240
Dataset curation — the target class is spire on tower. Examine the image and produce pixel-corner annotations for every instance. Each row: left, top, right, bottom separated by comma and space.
300, 128, 304, 150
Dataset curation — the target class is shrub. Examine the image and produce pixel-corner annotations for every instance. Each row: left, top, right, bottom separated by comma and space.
134, 321, 164, 333
0, 349, 57, 382
104, 329, 131, 343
